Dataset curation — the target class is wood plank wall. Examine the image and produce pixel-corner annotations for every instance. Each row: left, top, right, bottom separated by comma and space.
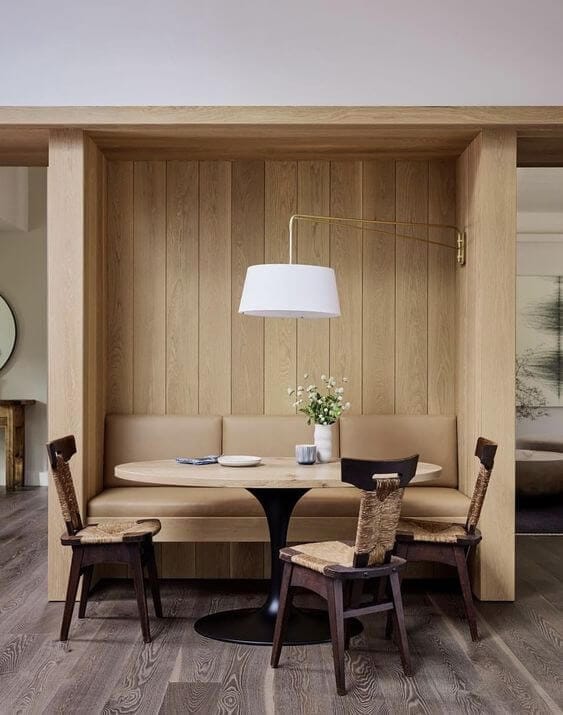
106, 159, 456, 417
105, 158, 457, 579
48, 132, 106, 599
456, 130, 517, 600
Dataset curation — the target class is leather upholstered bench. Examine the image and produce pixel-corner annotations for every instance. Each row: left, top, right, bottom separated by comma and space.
87, 413, 469, 571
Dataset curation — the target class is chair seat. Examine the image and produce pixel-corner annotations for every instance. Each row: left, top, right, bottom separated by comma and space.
281, 540, 355, 573
65, 518, 161, 545
280, 540, 403, 576
396, 518, 479, 544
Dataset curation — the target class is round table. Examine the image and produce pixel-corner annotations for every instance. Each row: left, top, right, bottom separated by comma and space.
115, 458, 440, 646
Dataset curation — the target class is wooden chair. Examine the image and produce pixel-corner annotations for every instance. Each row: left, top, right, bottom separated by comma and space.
46, 435, 163, 643
271, 455, 419, 696
394, 437, 498, 642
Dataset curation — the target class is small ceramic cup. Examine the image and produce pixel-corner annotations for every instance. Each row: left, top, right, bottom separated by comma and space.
295, 444, 317, 465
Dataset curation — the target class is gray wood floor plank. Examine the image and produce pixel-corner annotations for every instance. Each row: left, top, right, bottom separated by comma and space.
430, 591, 562, 714
1, 487, 563, 714
159, 682, 223, 714
40, 621, 139, 714
101, 590, 191, 715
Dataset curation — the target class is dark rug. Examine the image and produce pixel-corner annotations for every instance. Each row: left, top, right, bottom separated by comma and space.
516, 495, 563, 534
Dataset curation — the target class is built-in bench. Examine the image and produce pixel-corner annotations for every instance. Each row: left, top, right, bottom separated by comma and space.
88, 414, 470, 548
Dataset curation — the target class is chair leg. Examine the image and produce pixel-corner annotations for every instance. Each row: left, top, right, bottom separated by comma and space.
387, 542, 409, 639
345, 580, 363, 650
327, 579, 346, 696
130, 546, 151, 643
389, 571, 412, 676
271, 562, 293, 668
60, 548, 83, 641
453, 546, 479, 642
380, 577, 395, 640
145, 542, 163, 618
78, 565, 94, 619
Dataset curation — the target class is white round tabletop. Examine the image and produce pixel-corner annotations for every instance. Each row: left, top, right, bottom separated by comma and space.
115, 457, 441, 489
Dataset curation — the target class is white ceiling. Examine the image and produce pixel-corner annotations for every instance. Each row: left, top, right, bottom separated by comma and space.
1, 0, 563, 104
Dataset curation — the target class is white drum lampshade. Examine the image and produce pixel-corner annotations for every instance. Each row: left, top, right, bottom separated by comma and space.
239, 264, 341, 318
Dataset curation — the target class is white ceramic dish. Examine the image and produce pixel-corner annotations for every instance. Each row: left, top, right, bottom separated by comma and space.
218, 455, 262, 468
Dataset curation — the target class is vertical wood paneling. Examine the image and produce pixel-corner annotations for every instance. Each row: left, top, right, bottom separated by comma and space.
428, 160, 457, 415
231, 161, 265, 413
475, 130, 516, 601
455, 150, 469, 493
230, 543, 265, 578
84, 138, 107, 500
48, 131, 106, 599
195, 543, 231, 578
330, 161, 363, 412
166, 161, 199, 414
362, 161, 396, 413
47, 130, 85, 599
457, 145, 478, 495
106, 162, 134, 413
395, 161, 429, 414
133, 161, 166, 414
264, 161, 297, 414
160, 543, 196, 578
199, 161, 232, 414
456, 130, 517, 601
297, 161, 330, 384
105, 157, 457, 425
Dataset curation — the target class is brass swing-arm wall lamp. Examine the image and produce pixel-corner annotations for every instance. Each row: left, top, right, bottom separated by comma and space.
239, 214, 466, 319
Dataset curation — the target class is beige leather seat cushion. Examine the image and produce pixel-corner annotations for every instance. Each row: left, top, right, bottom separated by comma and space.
340, 414, 457, 487
104, 414, 222, 488
89, 486, 469, 520
222, 415, 340, 458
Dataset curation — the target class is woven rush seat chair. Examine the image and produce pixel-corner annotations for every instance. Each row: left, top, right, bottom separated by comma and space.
47, 435, 163, 643
271, 454, 419, 696
395, 437, 497, 641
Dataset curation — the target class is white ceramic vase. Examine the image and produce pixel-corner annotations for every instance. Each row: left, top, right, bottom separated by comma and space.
314, 423, 334, 463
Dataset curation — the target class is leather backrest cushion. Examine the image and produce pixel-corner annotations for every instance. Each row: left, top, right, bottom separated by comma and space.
339, 415, 457, 487
223, 415, 340, 458
104, 414, 222, 487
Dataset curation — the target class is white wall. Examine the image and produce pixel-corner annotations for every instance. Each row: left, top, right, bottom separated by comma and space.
1, 0, 563, 105
0, 169, 28, 231
517, 239, 563, 277
0, 169, 47, 485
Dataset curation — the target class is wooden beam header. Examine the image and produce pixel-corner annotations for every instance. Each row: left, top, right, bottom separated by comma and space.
1, 105, 563, 128
1, 107, 563, 166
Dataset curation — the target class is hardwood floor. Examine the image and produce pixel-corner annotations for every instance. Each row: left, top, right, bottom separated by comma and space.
0, 487, 561, 714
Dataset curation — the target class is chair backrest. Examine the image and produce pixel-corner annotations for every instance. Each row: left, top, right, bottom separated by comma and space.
465, 437, 498, 534
46, 435, 83, 535
341, 455, 419, 567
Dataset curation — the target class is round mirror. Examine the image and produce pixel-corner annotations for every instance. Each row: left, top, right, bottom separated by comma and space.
0, 295, 17, 371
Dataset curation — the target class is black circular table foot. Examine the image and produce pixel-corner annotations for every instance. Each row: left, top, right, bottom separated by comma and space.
194, 606, 363, 646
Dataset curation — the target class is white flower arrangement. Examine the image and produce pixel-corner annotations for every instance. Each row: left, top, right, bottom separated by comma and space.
288, 374, 350, 425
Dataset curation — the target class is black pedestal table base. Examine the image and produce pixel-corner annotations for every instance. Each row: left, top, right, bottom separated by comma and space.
194, 487, 363, 646
194, 604, 343, 646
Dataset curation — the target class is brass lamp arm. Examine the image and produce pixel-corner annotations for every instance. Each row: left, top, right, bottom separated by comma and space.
288, 214, 466, 266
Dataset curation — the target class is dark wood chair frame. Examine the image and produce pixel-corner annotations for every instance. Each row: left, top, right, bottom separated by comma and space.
271, 454, 419, 696
47, 436, 163, 643
393, 437, 498, 642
